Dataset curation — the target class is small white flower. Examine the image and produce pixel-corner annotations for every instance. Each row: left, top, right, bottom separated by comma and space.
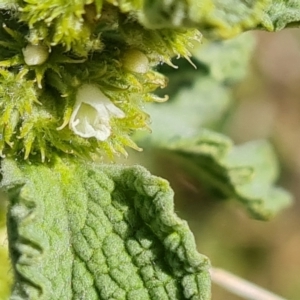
69, 84, 125, 141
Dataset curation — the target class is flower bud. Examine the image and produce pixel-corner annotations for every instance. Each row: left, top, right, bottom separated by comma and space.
22, 44, 49, 66
122, 49, 149, 73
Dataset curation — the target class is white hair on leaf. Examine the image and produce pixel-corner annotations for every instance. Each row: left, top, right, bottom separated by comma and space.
69, 84, 125, 141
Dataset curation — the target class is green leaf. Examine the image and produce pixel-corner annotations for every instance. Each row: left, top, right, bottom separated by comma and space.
162, 131, 292, 220
135, 33, 254, 144
133, 28, 291, 220
142, 77, 231, 144
139, 0, 268, 38
192, 32, 255, 83
259, 0, 300, 31
133, 0, 300, 37
1, 158, 210, 300
0, 196, 12, 300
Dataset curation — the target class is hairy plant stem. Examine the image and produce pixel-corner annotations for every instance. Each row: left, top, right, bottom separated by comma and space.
210, 267, 287, 300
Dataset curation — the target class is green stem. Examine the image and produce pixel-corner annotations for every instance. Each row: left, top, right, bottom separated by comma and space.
210, 267, 287, 300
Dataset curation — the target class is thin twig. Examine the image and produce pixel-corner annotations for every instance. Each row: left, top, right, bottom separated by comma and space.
210, 267, 287, 300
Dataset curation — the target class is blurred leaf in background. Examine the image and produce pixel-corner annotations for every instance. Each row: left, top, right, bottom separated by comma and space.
135, 30, 292, 219
135, 32, 255, 144
162, 134, 292, 220
131, 25, 300, 300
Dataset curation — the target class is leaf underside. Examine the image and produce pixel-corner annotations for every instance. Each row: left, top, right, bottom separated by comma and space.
163, 131, 292, 220
260, 0, 300, 31
1, 158, 211, 300
138, 31, 292, 220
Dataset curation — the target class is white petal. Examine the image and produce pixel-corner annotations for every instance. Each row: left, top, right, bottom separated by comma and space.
69, 84, 125, 141
105, 102, 126, 118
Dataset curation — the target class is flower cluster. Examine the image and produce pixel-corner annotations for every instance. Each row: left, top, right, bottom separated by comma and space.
0, 2, 200, 161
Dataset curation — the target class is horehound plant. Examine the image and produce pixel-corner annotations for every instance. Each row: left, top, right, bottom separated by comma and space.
0, 1, 299, 299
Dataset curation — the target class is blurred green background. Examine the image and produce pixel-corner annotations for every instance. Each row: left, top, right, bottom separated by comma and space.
1, 29, 300, 299
131, 28, 300, 300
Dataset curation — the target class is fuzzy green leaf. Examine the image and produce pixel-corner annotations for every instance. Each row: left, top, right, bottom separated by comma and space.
163, 131, 292, 220
1, 158, 210, 300
134, 0, 300, 37
259, 0, 300, 31
139, 0, 268, 38
134, 29, 291, 220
